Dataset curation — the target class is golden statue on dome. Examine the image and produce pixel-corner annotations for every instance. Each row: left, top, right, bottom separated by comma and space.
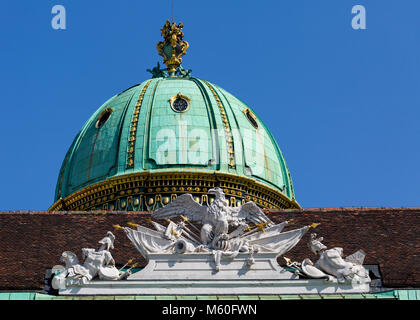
156, 20, 189, 75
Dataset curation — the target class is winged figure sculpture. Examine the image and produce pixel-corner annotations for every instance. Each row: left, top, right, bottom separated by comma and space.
152, 187, 274, 249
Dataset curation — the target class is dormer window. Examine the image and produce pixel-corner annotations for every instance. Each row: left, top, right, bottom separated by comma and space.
243, 108, 258, 129
96, 107, 113, 129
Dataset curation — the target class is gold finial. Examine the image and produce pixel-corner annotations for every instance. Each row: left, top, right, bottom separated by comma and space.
156, 20, 189, 75
113, 224, 124, 231
308, 223, 321, 230
127, 222, 139, 229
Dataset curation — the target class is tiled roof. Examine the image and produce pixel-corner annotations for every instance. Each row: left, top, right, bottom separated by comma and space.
0, 207, 419, 290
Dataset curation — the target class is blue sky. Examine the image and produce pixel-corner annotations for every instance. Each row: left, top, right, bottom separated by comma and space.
0, 0, 419, 210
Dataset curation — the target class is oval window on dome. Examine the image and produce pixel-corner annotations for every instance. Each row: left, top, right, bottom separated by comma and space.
243, 108, 258, 129
96, 107, 114, 129
169, 93, 191, 113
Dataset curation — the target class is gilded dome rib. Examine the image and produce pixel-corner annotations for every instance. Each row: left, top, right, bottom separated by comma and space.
126, 80, 153, 169
201, 80, 236, 168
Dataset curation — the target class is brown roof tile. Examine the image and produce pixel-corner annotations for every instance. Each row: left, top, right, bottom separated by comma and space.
0, 208, 419, 290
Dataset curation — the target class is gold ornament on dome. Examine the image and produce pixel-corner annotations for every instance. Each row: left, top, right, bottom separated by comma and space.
169, 93, 191, 113
156, 20, 189, 75
49, 170, 301, 212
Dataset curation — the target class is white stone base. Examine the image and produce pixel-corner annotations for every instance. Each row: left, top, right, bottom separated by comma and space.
59, 278, 369, 296
127, 252, 293, 281
58, 253, 370, 296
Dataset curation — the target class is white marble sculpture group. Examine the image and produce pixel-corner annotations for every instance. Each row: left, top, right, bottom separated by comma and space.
125, 187, 309, 271
52, 231, 131, 290
284, 233, 370, 284
52, 188, 371, 294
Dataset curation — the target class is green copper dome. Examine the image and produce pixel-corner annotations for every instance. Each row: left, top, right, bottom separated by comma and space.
50, 22, 299, 212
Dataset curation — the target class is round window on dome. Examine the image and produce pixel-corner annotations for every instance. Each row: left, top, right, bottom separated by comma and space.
96, 107, 113, 129
243, 108, 258, 129
169, 93, 191, 113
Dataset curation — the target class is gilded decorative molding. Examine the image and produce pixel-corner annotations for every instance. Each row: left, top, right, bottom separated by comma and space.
49, 171, 301, 212
126, 80, 153, 169
202, 81, 236, 168
169, 92, 191, 106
